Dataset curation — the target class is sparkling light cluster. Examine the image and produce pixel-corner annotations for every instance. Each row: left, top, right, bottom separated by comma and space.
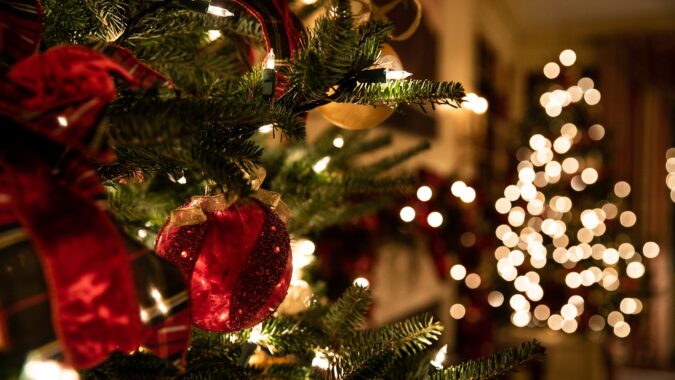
488, 50, 658, 337
540, 51, 601, 117
667, 148, 675, 202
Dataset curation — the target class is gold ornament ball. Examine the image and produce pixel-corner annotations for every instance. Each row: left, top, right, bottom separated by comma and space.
317, 44, 403, 130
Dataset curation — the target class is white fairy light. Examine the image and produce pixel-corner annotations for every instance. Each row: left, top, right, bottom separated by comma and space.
206, 29, 222, 41
207, 5, 234, 17
258, 124, 274, 134
416, 186, 433, 202
312, 156, 331, 173
427, 212, 443, 227
332, 135, 344, 148
430, 344, 448, 369
386, 70, 412, 81
248, 323, 263, 344
399, 206, 415, 222
311, 351, 330, 369
57, 115, 68, 128
353, 277, 370, 287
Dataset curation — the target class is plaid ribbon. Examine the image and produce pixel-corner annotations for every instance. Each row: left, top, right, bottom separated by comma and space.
230, 0, 303, 61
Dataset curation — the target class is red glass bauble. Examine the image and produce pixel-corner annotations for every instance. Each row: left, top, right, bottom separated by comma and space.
155, 195, 292, 332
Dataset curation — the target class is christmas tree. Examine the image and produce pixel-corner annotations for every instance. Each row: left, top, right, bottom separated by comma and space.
0, 0, 543, 379
486, 50, 659, 336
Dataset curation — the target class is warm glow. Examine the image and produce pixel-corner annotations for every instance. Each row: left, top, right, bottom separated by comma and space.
488, 291, 504, 307
450, 304, 466, 319
57, 115, 68, 128
614, 321, 631, 338
206, 29, 222, 41
534, 305, 551, 320
353, 277, 370, 287
23, 360, 79, 380
643, 241, 660, 258
312, 156, 331, 173
588, 124, 605, 140
543, 62, 560, 79
427, 211, 444, 228
589, 315, 606, 331
312, 351, 330, 369
578, 77, 595, 91
465, 273, 481, 289
400, 206, 415, 222
584, 89, 601, 105
332, 136, 344, 148
416, 186, 433, 202
207, 5, 234, 17
559, 49, 577, 66
450, 264, 467, 281
614, 181, 631, 198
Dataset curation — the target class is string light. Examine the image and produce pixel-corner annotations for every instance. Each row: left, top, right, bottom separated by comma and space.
353, 277, 369, 287
427, 211, 443, 228
248, 323, 263, 344
449, 304, 466, 319
258, 124, 274, 134
416, 186, 432, 202
430, 344, 448, 369
311, 351, 330, 369
385, 70, 412, 81
312, 156, 331, 173
22, 360, 79, 380
57, 115, 68, 128
463, 93, 489, 114
450, 264, 467, 281
332, 135, 344, 148
207, 4, 234, 17
399, 206, 415, 222
206, 30, 222, 41
559, 49, 577, 66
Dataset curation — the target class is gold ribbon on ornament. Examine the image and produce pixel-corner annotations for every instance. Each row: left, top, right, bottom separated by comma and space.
166, 167, 291, 228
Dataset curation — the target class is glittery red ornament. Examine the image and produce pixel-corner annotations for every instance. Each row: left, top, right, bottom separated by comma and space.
155, 194, 292, 332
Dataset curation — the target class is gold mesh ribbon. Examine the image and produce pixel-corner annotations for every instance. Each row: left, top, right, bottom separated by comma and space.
167, 167, 291, 227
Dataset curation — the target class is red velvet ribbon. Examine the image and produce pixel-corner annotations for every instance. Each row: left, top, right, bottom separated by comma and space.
0, 45, 173, 368
0, 145, 143, 368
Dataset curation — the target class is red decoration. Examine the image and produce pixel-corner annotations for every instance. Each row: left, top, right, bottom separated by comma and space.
156, 195, 292, 332
0, 40, 177, 367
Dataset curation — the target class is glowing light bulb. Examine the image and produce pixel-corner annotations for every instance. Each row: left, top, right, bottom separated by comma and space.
353, 277, 369, 287
312, 351, 330, 369
543, 62, 560, 79
449, 304, 466, 319
488, 291, 504, 307
258, 124, 274, 134
559, 49, 577, 66
416, 186, 432, 201
264, 49, 276, 69
399, 206, 415, 222
312, 156, 331, 173
427, 212, 443, 228
206, 29, 222, 41
332, 136, 344, 148
57, 115, 68, 127
207, 5, 234, 17
385, 70, 412, 81
430, 344, 448, 369
450, 264, 467, 281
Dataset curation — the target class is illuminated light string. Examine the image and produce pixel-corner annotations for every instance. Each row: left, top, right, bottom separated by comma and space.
483, 49, 660, 337
666, 148, 675, 202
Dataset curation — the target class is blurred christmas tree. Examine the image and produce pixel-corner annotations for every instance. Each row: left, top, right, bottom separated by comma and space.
0, 0, 544, 379
480, 50, 660, 338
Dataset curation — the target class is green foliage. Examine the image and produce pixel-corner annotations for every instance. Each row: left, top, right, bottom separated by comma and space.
427, 340, 545, 380
79, 287, 542, 379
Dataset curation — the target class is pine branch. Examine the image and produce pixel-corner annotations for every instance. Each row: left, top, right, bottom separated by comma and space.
321, 285, 372, 343
330, 314, 443, 379
426, 340, 545, 380
332, 80, 465, 109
